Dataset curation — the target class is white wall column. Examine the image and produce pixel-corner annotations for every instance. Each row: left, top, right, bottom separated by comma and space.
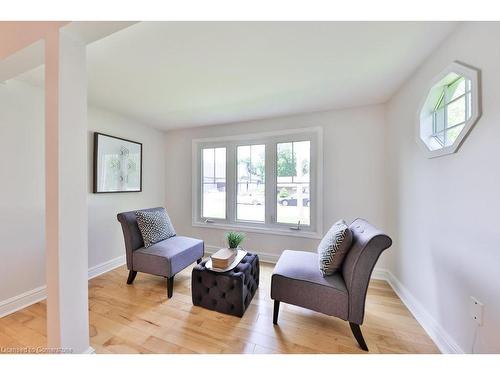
45, 28, 90, 353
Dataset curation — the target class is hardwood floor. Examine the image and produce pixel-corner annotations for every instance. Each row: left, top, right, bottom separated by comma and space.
0, 262, 439, 354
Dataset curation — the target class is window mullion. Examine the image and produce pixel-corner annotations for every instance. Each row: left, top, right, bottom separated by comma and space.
443, 89, 448, 145
310, 136, 317, 233
197, 144, 203, 222
212, 148, 216, 185
465, 90, 469, 122
431, 121, 466, 137
226, 143, 236, 224
265, 140, 276, 225
446, 91, 468, 106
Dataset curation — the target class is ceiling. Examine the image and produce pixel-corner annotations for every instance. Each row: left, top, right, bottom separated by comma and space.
16, 21, 459, 130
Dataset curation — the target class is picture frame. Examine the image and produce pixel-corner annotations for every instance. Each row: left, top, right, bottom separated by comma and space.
93, 132, 143, 193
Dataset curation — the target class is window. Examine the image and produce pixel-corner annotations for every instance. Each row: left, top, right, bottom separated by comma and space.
276, 141, 310, 226
193, 128, 322, 238
417, 62, 481, 158
237, 144, 265, 222
431, 76, 471, 147
202, 147, 226, 219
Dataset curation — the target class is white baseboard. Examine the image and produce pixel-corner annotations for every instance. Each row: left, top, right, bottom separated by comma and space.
372, 268, 464, 354
371, 268, 389, 281
0, 285, 47, 319
88, 255, 126, 280
0, 255, 126, 319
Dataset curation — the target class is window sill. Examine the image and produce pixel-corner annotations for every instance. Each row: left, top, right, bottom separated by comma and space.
192, 221, 322, 240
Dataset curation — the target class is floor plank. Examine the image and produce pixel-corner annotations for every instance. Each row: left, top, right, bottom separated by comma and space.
0, 262, 439, 354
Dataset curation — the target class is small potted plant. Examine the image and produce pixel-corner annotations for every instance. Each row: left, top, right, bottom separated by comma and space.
211, 232, 246, 269
225, 231, 245, 252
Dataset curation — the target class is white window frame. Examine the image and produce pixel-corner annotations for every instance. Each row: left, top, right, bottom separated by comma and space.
416, 61, 481, 158
192, 127, 323, 239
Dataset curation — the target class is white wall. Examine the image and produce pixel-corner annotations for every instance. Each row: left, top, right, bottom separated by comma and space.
385, 22, 500, 353
0, 79, 166, 309
87, 106, 166, 268
164, 105, 389, 265
0, 79, 45, 303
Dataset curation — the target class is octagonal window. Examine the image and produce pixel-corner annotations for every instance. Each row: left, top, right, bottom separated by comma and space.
417, 62, 481, 158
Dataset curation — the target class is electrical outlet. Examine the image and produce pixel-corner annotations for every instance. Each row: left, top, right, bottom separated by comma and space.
470, 296, 484, 326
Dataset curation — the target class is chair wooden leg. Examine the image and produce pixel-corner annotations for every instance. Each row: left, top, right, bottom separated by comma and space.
126, 271, 137, 285
349, 322, 368, 351
196, 258, 202, 264
273, 300, 280, 325
167, 275, 174, 298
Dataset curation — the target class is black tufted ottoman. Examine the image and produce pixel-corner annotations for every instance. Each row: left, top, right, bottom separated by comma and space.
191, 253, 259, 317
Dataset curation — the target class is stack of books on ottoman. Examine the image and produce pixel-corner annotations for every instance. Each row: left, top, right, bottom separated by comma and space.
211, 248, 237, 269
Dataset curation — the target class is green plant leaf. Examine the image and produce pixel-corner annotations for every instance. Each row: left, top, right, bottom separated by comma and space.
225, 231, 245, 249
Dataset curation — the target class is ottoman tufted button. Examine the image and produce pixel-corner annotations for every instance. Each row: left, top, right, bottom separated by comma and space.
191, 254, 259, 317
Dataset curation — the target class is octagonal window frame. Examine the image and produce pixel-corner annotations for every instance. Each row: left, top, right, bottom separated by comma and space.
416, 61, 481, 158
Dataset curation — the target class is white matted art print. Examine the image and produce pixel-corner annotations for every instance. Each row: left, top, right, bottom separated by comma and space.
93, 132, 142, 193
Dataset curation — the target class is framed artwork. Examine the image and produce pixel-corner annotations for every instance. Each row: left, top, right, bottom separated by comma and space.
93, 132, 142, 193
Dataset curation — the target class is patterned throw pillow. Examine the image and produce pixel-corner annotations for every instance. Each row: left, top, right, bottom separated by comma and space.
135, 208, 176, 248
318, 219, 353, 276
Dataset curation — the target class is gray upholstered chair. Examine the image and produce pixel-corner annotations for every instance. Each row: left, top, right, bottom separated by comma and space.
117, 207, 204, 298
271, 218, 392, 351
